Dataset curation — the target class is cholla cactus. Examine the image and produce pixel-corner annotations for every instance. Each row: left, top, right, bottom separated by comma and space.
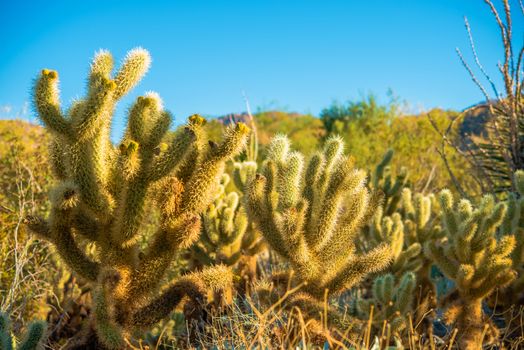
500, 170, 524, 298
372, 149, 408, 216
400, 188, 443, 331
365, 208, 422, 277
0, 313, 47, 350
25, 49, 249, 348
245, 135, 392, 298
356, 272, 416, 335
191, 174, 265, 268
425, 190, 516, 350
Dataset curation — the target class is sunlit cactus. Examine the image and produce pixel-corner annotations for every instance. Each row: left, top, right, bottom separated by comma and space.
400, 188, 443, 326
500, 170, 524, 298
25, 48, 249, 349
356, 272, 416, 335
0, 313, 47, 350
245, 135, 392, 299
362, 207, 422, 277
425, 190, 517, 350
190, 174, 265, 270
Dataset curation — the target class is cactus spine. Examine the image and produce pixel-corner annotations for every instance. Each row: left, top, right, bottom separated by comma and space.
425, 190, 516, 350
26, 49, 249, 348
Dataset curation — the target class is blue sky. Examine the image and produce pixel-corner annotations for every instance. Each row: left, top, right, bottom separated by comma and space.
0, 0, 522, 140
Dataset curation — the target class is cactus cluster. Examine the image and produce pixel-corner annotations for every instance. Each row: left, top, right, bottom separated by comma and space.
25, 48, 249, 348
500, 170, 524, 299
18, 47, 524, 349
425, 190, 516, 350
364, 208, 422, 277
0, 313, 47, 350
245, 135, 392, 298
190, 174, 265, 269
356, 272, 416, 334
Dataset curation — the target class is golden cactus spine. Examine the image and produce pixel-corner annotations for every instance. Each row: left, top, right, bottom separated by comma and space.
26, 48, 249, 349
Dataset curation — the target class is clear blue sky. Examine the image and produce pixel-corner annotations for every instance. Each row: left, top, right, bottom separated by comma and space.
0, 0, 522, 140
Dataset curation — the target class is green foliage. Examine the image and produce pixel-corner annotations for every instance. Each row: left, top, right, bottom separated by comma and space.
320, 93, 400, 134
0, 312, 47, 350
425, 190, 516, 350
322, 94, 477, 192
25, 48, 249, 348
245, 135, 392, 298
0, 120, 55, 323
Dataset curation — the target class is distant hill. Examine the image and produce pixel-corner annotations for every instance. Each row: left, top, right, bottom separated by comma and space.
459, 103, 492, 139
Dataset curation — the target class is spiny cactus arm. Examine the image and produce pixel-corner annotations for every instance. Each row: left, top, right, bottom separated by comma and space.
33, 69, 72, 138
424, 242, 458, 279
384, 168, 408, 215
244, 174, 289, 259
0, 313, 47, 350
25, 190, 100, 282
110, 96, 173, 246
89, 49, 114, 80
391, 243, 422, 274
233, 161, 257, 191
395, 272, 416, 314
303, 139, 345, 243
93, 278, 125, 350
71, 209, 100, 241
129, 266, 232, 327
17, 321, 47, 350
327, 244, 392, 294
69, 75, 116, 140
312, 161, 366, 251
318, 188, 369, 267
0, 313, 13, 350
23, 215, 52, 241
112, 47, 151, 99
470, 266, 516, 299
149, 124, 197, 182
69, 141, 114, 217
180, 122, 250, 215
53, 225, 100, 282
49, 138, 69, 180
131, 213, 201, 298
373, 149, 394, 188
277, 201, 314, 277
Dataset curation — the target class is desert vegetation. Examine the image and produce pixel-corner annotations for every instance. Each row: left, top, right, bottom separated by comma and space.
1, 0, 523, 349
